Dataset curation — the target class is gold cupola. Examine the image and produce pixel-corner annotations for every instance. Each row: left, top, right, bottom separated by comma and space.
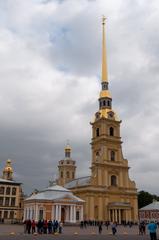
3, 159, 13, 180
65, 141, 72, 159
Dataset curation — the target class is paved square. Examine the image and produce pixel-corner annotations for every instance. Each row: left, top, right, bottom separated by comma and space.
0, 224, 155, 240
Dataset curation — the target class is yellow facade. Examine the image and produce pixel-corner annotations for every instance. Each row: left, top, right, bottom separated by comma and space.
61, 18, 138, 223
0, 160, 23, 222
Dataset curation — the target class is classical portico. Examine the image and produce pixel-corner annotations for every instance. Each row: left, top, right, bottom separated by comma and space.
24, 185, 84, 223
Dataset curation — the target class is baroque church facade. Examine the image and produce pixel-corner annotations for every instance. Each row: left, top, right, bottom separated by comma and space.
57, 18, 138, 223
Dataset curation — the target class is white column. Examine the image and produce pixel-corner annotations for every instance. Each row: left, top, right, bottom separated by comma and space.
115, 209, 118, 222
80, 205, 83, 221
119, 209, 121, 224
30, 208, 32, 220
28, 208, 31, 219
112, 209, 114, 222
73, 205, 76, 223
35, 205, 38, 221
70, 205, 73, 222
55, 205, 59, 221
59, 205, 61, 222
52, 205, 55, 220
23, 207, 26, 220
66, 206, 69, 222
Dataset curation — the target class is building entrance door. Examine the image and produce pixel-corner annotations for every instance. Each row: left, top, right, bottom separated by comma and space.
61, 207, 65, 223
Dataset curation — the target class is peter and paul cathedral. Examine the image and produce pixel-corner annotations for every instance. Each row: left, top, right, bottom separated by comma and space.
58, 17, 138, 223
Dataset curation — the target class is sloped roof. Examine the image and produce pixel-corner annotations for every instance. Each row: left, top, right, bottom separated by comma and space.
140, 201, 159, 210
65, 176, 91, 188
0, 177, 21, 185
25, 184, 84, 203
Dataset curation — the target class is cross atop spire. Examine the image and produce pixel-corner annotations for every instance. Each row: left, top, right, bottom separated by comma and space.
102, 15, 108, 82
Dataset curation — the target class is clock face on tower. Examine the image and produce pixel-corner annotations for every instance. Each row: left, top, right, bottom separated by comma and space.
108, 111, 114, 118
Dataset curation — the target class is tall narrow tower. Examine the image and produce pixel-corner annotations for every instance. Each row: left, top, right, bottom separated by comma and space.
64, 18, 138, 223
58, 142, 76, 186
91, 17, 123, 186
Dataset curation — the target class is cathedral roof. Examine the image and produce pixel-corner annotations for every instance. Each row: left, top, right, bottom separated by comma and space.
140, 201, 159, 211
65, 176, 91, 188
25, 184, 84, 202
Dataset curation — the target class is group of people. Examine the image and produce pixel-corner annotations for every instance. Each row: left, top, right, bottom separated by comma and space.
98, 221, 117, 235
139, 220, 158, 240
23, 219, 63, 234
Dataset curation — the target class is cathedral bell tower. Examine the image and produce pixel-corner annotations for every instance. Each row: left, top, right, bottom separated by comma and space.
64, 17, 138, 222
58, 142, 76, 186
90, 17, 136, 191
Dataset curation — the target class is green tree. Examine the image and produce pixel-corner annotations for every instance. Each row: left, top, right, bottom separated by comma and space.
138, 191, 154, 209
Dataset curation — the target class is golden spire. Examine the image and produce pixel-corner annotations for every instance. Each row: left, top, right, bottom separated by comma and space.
102, 16, 108, 82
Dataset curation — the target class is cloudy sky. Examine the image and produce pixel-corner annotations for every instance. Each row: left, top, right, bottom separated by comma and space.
0, 0, 159, 195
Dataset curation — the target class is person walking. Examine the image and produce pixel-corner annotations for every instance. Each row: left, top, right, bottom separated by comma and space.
31, 219, 36, 234
111, 222, 117, 235
98, 222, 102, 234
148, 220, 157, 240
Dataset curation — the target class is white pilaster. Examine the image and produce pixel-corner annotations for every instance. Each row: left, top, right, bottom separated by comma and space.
35, 205, 38, 221
73, 205, 76, 223
59, 205, 61, 222
70, 205, 73, 222
115, 209, 117, 222
52, 205, 55, 220
55, 205, 59, 221
119, 209, 121, 224
112, 209, 114, 222
66, 206, 69, 222
24, 208, 26, 220
80, 205, 83, 221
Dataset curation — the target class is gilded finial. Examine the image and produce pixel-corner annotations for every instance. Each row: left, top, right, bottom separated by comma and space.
102, 15, 106, 25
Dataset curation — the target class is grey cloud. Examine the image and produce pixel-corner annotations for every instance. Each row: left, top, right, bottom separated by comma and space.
0, 0, 159, 195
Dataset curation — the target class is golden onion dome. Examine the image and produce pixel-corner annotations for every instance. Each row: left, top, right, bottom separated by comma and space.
3, 159, 13, 173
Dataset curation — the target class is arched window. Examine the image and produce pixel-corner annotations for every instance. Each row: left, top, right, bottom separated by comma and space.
61, 171, 63, 178
66, 171, 70, 178
110, 151, 115, 161
96, 128, 100, 137
103, 100, 106, 106
109, 127, 114, 136
6, 187, 10, 195
111, 175, 117, 186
